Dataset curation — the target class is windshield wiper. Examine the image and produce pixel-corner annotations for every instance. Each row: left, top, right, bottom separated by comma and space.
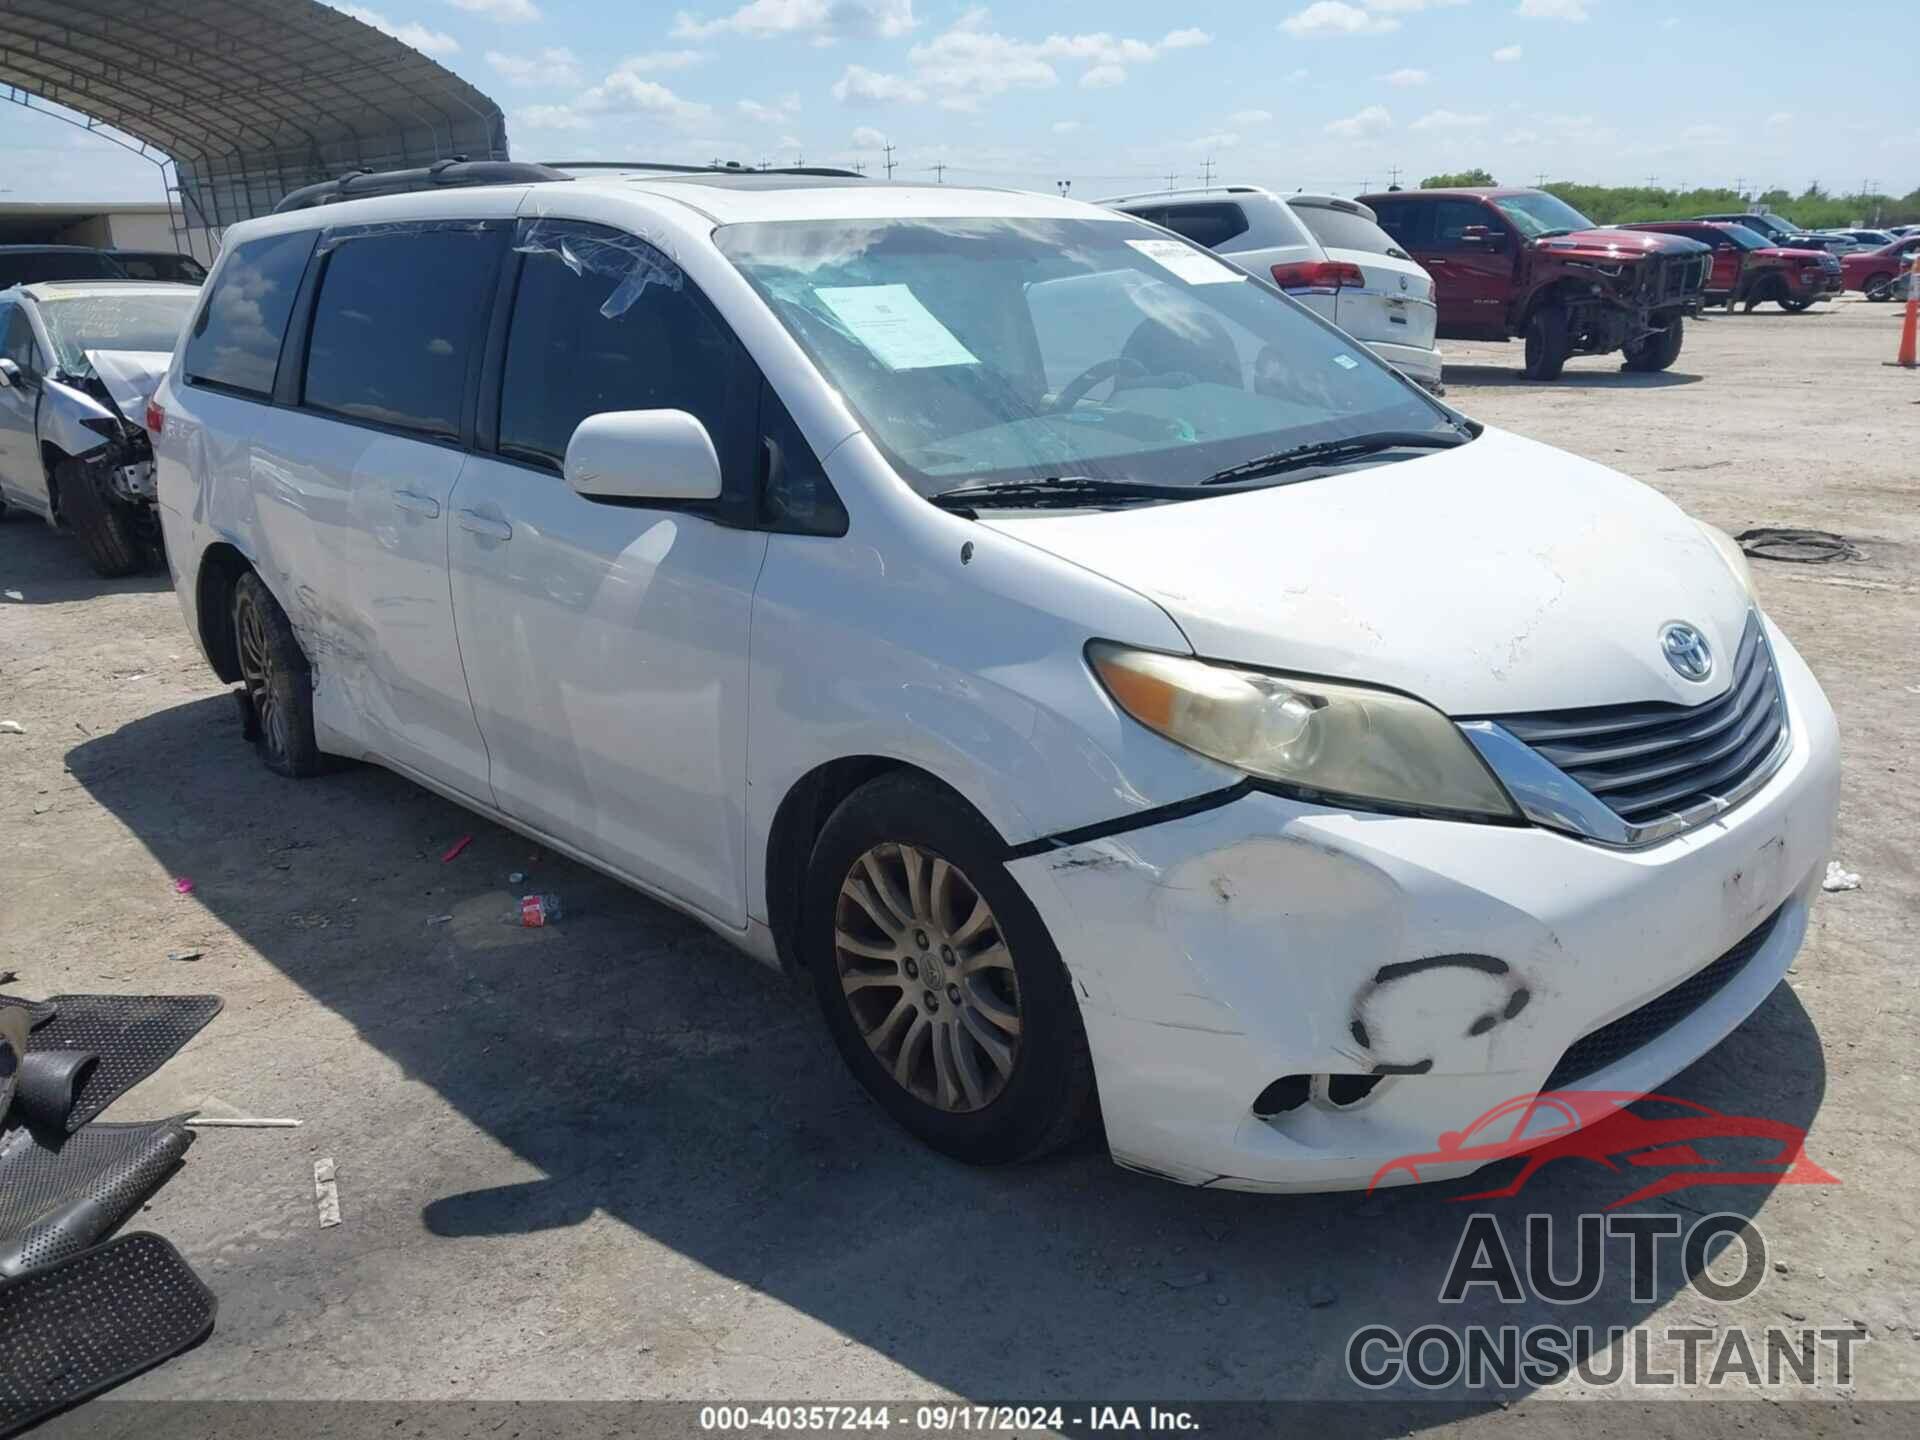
1532, 227, 1576, 239
927, 476, 1199, 511
1198, 431, 1468, 488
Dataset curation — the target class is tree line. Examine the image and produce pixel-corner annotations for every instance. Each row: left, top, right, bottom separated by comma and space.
1415, 171, 1920, 229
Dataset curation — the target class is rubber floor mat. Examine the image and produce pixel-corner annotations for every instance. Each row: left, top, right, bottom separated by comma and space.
0, 1011, 22, 1123
0, 996, 58, 1033
0, 1118, 195, 1279
0, 1232, 215, 1437
23, 995, 222, 1131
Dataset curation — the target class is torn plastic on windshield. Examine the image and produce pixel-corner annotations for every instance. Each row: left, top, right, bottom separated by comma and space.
515, 219, 684, 319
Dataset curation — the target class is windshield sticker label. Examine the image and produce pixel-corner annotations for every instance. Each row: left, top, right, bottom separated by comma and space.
813, 285, 979, 370
1125, 238, 1245, 285
1332, 353, 1360, 370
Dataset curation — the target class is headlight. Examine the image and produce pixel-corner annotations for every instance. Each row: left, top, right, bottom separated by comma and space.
1087, 643, 1519, 821
1697, 521, 1756, 599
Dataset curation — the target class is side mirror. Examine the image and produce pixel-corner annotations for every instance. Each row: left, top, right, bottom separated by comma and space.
563, 409, 723, 504
1716, 244, 1735, 253
0, 358, 17, 389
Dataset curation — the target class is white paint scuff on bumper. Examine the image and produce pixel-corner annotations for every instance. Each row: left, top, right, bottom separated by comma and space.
1008, 624, 1840, 1192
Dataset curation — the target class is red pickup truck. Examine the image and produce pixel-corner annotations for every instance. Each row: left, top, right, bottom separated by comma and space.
1618, 221, 1842, 311
1360, 187, 1711, 380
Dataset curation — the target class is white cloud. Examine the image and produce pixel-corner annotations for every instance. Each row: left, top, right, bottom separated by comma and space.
335, 5, 459, 56
1680, 123, 1733, 146
674, 0, 918, 42
615, 50, 708, 72
1052, 119, 1083, 134
1765, 111, 1794, 128
1282, 3, 1398, 36
534, 57, 714, 130
1325, 104, 1392, 138
486, 47, 581, 86
1492, 43, 1523, 61
739, 94, 801, 124
1384, 67, 1429, 87
1515, 0, 1589, 19
850, 125, 889, 148
1410, 108, 1489, 130
1186, 131, 1240, 150
831, 64, 926, 104
834, 13, 1213, 110
1286, 67, 1310, 81
1367, 0, 1469, 9
448, 0, 540, 21
516, 104, 589, 130
1230, 108, 1274, 125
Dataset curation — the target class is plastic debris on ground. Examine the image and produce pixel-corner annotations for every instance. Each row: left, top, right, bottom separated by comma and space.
1822, 862, 1862, 893
314, 1157, 341, 1228
0, 720, 23, 734
185, 1117, 301, 1129
166, 950, 202, 963
441, 834, 473, 863
511, 894, 563, 928
172, 877, 194, 895
1736, 528, 1862, 564
425, 913, 454, 926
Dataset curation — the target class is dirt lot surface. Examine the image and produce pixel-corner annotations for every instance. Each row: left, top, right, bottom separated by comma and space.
2, 297, 1916, 1434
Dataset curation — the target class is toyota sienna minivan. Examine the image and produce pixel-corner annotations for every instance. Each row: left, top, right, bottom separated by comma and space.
152, 163, 1839, 1192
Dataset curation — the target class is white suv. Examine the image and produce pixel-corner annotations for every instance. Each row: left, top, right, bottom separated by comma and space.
153, 163, 1837, 1192
1105, 186, 1442, 392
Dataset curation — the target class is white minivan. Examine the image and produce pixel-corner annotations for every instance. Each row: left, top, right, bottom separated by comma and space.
1104, 186, 1443, 393
154, 164, 1838, 1192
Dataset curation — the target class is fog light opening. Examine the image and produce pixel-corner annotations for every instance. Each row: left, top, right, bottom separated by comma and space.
1252, 1074, 1312, 1117
1325, 1073, 1384, 1107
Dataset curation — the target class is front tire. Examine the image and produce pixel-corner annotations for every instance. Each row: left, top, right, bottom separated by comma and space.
805, 773, 1095, 1165
1863, 272, 1895, 302
1779, 294, 1815, 313
1521, 305, 1570, 381
1623, 315, 1685, 373
232, 572, 325, 778
55, 456, 144, 577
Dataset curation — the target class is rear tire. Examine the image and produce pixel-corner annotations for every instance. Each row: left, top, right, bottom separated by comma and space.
55, 456, 144, 578
1521, 305, 1570, 381
232, 572, 325, 778
1623, 315, 1685, 373
804, 772, 1096, 1166
1863, 272, 1895, 302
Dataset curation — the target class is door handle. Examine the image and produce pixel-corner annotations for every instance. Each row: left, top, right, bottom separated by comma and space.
393, 489, 441, 518
457, 508, 512, 542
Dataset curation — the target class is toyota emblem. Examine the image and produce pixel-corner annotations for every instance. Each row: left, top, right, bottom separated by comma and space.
1660, 622, 1714, 683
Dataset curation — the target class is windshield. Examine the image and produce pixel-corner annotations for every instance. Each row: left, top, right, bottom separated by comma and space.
41, 292, 198, 374
716, 216, 1451, 497
1721, 226, 1769, 250
1490, 192, 1595, 238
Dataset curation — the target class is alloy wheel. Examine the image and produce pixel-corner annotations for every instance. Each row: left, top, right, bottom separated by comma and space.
833, 843, 1022, 1113
235, 595, 289, 765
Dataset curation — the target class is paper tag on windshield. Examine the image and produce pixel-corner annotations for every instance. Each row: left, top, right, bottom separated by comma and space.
1126, 239, 1244, 285
814, 285, 979, 370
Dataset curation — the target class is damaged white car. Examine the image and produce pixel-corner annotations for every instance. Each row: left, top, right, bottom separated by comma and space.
153, 166, 1839, 1192
0, 280, 197, 575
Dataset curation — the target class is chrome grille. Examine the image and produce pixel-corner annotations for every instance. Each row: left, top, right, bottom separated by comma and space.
1480, 612, 1788, 845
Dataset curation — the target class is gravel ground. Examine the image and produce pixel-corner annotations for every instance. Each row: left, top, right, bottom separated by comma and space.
1, 295, 1915, 1435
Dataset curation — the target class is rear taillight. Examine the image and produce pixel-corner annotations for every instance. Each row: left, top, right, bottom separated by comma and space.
1270, 260, 1367, 292
145, 400, 164, 434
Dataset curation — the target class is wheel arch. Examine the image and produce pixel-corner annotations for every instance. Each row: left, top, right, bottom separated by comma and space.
195, 541, 256, 684
37, 441, 69, 523
763, 756, 1006, 976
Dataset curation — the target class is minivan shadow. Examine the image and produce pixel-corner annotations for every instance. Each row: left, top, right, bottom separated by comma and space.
0, 515, 169, 602
1443, 365, 1704, 390
67, 696, 1829, 1423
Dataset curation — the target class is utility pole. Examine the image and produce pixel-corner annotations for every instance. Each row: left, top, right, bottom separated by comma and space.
1387, 165, 1402, 187
1163, 170, 1178, 191
1733, 175, 1747, 197
883, 143, 897, 180
1055, 179, 1071, 197
852, 160, 866, 175
931, 162, 946, 183
1534, 171, 1548, 187
1199, 156, 1216, 186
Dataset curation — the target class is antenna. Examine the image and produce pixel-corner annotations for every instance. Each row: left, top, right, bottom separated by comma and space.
883, 143, 897, 180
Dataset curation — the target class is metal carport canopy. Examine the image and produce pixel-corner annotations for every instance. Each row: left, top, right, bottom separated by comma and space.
0, 0, 507, 238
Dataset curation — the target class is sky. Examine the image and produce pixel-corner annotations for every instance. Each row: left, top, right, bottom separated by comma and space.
1, 0, 1915, 207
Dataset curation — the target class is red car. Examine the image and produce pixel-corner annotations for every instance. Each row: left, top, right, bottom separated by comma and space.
1620, 220, 1841, 311
1367, 1090, 1838, 1210
1841, 233, 1920, 300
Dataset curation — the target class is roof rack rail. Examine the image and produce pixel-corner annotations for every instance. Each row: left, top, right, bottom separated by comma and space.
273, 159, 573, 213
543, 160, 866, 179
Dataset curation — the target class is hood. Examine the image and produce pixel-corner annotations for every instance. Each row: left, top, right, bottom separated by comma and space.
977, 427, 1752, 716
82, 349, 171, 424
1758, 246, 1836, 265
1536, 228, 1708, 262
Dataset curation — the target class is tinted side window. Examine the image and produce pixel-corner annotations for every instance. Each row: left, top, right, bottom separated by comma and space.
303, 227, 501, 439
184, 230, 316, 397
2, 306, 42, 373
497, 219, 752, 489
1370, 201, 1423, 247
1429, 201, 1503, 250
1155, 203, 1250, 249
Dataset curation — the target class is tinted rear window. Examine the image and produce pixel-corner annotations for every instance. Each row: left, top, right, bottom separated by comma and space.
302, 227, 501, 439
0, 251, 126, 287
1292, 205, 1404, 256
184, 230, 316, 397
1150, 203, 1252, 249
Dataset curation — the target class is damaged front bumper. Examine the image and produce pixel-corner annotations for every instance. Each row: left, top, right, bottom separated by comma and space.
1008, 624, 1839, 1192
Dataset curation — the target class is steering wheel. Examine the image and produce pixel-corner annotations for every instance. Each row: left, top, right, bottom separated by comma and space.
1047, 356, 1147, 413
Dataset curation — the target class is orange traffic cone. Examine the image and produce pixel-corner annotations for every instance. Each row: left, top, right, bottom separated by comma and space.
1895, 253, 1920, 369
